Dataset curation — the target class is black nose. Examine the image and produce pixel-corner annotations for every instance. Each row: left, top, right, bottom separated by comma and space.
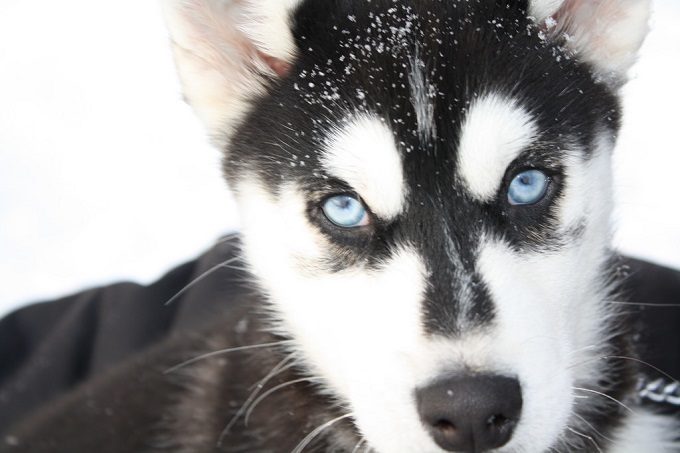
416, 374, 522, 452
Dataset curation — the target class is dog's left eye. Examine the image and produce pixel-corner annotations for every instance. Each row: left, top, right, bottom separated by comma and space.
322, 195, 369, 228
507, 169, 550, 206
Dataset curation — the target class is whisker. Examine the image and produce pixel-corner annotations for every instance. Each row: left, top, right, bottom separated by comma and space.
164, 340, 293, 374
602, 355, 678, 382
607, 300, 680, 308
217, 262, 252, 273
566, 344, 601, 358
567, 427, 603, 453
164, 257, 241, 306
571, 413, 616, 443
244, 377, 321, 426
567, 355, 678, 383
291, 413, 355, 453
217, 355, 297, 443
351, 438, 366, 453
572, 387, 635, 414
248, 356, 297, 392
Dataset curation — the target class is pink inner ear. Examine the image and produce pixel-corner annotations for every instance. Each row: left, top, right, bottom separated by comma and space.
550, 0, 624, 33
258, 51, 292, 78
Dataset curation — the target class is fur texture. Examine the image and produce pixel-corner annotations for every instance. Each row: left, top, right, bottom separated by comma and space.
170, 0, 676, 451
6, 1, 678, 452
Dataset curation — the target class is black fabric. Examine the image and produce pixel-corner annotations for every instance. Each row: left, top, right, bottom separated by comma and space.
0, 237, 679, 438
623, 258, 680, 382
0, 238, 248, 436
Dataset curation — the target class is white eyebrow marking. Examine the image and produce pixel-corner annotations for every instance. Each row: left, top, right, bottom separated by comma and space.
456, 93, 538, 202
321, 115, 406, 220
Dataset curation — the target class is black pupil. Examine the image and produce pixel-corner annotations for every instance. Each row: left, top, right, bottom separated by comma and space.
336, 198, 351, 209
519, 175, 533, 186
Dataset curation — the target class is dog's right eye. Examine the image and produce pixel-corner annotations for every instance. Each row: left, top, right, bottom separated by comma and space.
321, 195, 369, 228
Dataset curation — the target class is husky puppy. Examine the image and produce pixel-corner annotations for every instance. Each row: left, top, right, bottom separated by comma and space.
159, 0, 678, 451
4, 0, 678, 452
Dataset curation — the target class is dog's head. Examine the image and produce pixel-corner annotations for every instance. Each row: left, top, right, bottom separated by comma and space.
164, 1, 650, 451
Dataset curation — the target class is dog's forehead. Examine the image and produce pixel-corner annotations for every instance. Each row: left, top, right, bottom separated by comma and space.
231, 0, 618, 200
287, 0, 595, 165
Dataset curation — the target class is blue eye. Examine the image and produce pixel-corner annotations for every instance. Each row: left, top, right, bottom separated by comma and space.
322, 195, 369, 228
507, 170, 550, 206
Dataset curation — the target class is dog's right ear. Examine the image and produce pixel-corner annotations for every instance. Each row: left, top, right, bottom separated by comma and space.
162, 0, 300, 145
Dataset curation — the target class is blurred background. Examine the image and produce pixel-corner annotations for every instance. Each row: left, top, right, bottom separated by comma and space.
0, 0, 679, 318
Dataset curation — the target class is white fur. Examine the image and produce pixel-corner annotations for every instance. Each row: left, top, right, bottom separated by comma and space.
609, 410, 680, 453
235, 179, 442, 452
233, 137, 625, 453
456, 94, 538, 202
408, 51, 436, 143
475, 141, 617, 452
239, 0, 301, 61
529, 0, 566, 21
236, 175, 592, 453
161, 0, 299, 142
233, 126, 664, 452
321, 115, 407, 220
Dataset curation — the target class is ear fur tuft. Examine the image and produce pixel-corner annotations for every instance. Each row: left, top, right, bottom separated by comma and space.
161, 0, 299, 146
529, 0, 566, 21
530, 0, 651, 86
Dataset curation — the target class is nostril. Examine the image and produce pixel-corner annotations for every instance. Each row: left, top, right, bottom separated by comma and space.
487, 413, 509, 429
431, 418, 464, 450
487, 413, 517, 440
433, 419, 457, 435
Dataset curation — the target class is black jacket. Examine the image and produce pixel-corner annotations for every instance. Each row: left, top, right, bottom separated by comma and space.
1, 236, 679, 449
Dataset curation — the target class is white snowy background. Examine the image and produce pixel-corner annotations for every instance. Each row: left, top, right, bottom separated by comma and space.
0, 0, 679, 318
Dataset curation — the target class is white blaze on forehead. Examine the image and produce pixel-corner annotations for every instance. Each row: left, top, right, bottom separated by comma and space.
408, 52, 436, 142
457, 94, 538, 202
322, 116, 406, 219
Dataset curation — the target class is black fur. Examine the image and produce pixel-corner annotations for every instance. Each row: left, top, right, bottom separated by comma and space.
2, 294, 359, 452
226, 0, 619, 333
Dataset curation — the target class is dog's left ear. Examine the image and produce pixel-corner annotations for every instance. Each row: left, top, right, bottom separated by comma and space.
529, 0, 651, 86
162, 0, 300, 146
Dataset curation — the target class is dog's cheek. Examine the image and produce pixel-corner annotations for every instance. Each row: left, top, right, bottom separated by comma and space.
235, 179, 327, 270
281, 249, 440, 453
476, 239, 578, 452
235, 178, 440, 451
557, 136, 615, 247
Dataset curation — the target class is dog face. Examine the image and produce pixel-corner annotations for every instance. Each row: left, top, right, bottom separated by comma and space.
164, 0, 650, 451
